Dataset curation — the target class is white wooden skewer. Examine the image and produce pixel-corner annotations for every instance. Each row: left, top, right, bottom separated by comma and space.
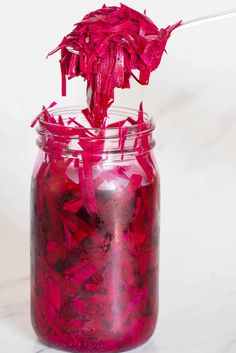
174, 8, 236, 32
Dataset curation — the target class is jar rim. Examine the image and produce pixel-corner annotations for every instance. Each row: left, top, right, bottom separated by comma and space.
37, 105, 155, 138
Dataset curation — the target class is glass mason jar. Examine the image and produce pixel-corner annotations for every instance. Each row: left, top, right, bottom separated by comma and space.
30, 106, 160, 353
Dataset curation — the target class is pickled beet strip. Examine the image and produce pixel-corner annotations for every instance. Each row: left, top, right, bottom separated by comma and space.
136, 153, 155, 182
47, 276, 61, 310
119, 126, 129, 160
133, 195, 142, 222
42, 106, 56, 123
42, 185, 65, 242
68, 264, 96, 285
68, 53, 79, 79
59, 213, 79, 234
82, 108, 96, 128
38, 248, 64, 285
78, 165, 86, 204
128, 173, 143, 191
36, 107, 95, 141
67, 117, 98, 151
139, 102, 149, 151
106, 116, 137, 128
64, 262, 89, 276
34, 297, 62, 338
31, 101, 57, 127
46, 241, 57, 253
120, 173, 142, 204
126, 117, 137, 126
63, 198, 83, 214
134, 102, 143, 150
138, 102, 144, 123
82, 151, 96, 213
57, 115, 64, 125
73, 229, 88, 245
111, 166, 129, 180
85, 283, 101, 293
63, 224, 73, 251
60, 49, 69, 96
39, 122, 78, 136
67, 118, 95, 137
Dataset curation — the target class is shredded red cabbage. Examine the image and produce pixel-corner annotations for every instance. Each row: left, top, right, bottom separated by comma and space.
48, 4, 181, 127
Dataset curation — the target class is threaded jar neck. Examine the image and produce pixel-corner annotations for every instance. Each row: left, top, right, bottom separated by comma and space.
36, 106, 156, 157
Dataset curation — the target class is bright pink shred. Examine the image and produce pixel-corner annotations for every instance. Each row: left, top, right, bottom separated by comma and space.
63, 199, 83, 214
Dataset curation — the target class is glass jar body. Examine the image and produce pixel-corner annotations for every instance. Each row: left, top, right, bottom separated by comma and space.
30, 108, 160, 353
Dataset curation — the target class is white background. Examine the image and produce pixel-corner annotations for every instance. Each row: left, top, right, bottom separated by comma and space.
0, 0, 236, 352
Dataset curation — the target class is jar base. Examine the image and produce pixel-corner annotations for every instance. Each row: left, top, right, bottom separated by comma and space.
34, 324, 157, 353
